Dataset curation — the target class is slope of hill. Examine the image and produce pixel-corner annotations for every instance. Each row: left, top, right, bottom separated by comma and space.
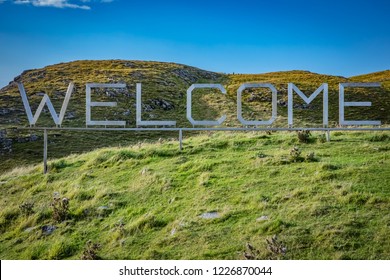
0, 60, 389, 173
0, 131, 389, 259
0, 60, 225, 172
1, 61, 389, 129
226, 69, 390, 127
0, 60, 226, 128
350, 70, 390, 85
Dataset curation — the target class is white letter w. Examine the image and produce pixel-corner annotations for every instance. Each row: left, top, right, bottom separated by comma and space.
17, 82, 74, 126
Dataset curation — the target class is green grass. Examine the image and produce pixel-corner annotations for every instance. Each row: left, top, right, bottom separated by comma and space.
0, 131, 389, 259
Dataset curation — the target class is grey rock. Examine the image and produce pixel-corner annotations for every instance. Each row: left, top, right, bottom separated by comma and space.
24, 226, 38, 233
124, 62, 136, 68
97, 206, 110, 217
0, 129, 6, 139
122, 109, 131, 116
199, 211, 220, 219
29, 134, 39, 141
248, 93, 261, 102
131, 71, 144, 79
123, 93, 135, 98
41, 225, 56, 236
278, 100, 288, 107
149, 98, 175, 110
142, 104, 154, 112
140, 168, 150, 175
105, 90, 118, 98
293, 103, 315, 110
0, 108, 12, 115
17, 134, 39, 143
0, 130, 12, 154
172, 67, 222, 84
65, 111, 76, 119
172, 68, 198, 84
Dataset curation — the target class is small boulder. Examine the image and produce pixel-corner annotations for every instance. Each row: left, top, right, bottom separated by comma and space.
41, 225, 56, 236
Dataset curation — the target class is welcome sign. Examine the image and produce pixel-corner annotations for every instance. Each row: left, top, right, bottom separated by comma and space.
16, 81, 384, 129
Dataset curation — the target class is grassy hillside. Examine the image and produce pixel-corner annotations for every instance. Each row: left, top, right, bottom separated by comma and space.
0, 131, 389, 259
0, 60, 225, 172
0, 60, 389, 173
0, 60, 226, 129
226, 70, 390, 127
1, 61, 389, 130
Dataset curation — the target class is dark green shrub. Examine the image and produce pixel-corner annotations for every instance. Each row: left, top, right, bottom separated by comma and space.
289, 147, 303, 162
19, 201, 34, 216
51, 195, 70, 222
297, 130, 312, 143
81, 240, 101, 260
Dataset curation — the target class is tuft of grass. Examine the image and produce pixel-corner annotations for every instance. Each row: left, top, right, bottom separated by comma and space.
48, 239, 79, 260
19, 201, 35, 216
50, 195, 70, 223
369, 133, 390, 142
81, 240, 101, 260
297, 130, 313, 143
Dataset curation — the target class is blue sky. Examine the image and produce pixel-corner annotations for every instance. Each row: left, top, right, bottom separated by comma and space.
0, 0, 389, 87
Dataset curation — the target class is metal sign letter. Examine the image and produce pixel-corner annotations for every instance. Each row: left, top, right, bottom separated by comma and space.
136, 83, 176, 127
237, 83, 277, 126
187, 84, 227, 126
339, 83, 381, 126
17, 82, 74, 127
288, 83, 328, 127
86, 83, 126, 127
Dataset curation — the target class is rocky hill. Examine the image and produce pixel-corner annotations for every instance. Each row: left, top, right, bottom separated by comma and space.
0, 60, 225, 128
1, 60, 389, 129
0, 60, 389, 172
